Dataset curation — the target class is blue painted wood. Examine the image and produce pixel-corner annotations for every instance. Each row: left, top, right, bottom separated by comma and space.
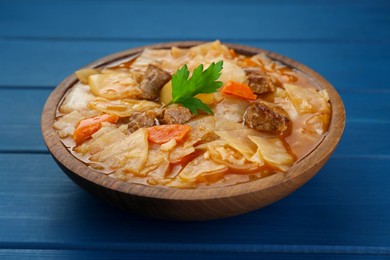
0, 250, 388, 260
1, 0, 389, 258
0, 40, 389, 89
1, 0, 389, 41
334, 121, 390, 158
0, 155, 389, 248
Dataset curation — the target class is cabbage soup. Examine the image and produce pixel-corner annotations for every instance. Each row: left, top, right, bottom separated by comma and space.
54, 41, 331, 188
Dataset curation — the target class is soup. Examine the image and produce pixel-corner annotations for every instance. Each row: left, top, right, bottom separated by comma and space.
54, 41, 331, 188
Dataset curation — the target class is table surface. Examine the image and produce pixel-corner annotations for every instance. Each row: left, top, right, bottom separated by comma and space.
1, 0, 390, 259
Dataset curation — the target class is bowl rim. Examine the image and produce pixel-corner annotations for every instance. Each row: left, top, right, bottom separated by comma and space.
41, 41, 346, 201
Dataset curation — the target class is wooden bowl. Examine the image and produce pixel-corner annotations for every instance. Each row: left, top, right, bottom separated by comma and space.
41, 42, 345, 221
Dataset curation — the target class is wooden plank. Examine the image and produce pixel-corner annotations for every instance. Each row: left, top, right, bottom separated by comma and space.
0, 154, 389, 248
0, 40, 390, 90
0, 89, 388, 156
0, 39, 389, 89
1, 0, 389, 41
334, 122, 390, 158
0, 40, 146, 87
0, 249, 388, 260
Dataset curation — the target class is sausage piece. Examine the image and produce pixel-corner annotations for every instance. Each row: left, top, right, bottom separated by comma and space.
127, 110, 162, 133
244, 67, 275, 95
162, 106, 193, 125
139, 64, 171, 100
244, 101, 289, 134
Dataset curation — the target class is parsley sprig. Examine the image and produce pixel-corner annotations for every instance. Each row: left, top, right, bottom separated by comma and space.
169, 61, 223, 114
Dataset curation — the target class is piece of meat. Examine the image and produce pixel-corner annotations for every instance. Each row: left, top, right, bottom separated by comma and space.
138, 64, 171, 100
244, 67, 275, 95
162, 106, 193, 125
244, 100, 290, 134
127, 110, 161, 133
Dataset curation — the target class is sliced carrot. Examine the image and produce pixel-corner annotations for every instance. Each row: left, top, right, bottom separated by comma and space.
221, 81, 257, 100
73, 114, 119, 145
148, 124, 191, 144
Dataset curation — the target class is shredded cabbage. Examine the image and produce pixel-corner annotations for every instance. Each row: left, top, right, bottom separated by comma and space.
89, 97, 161, 117
88, 71, 141, 99
285, 83, 331, 114
214, 95, 250, 123
248, 135, 294, 171
53, 110, 84, 138
178, 155, 227, 181
90, 129, 149, 174
215, 130, 258, 161
59, 84, 97, 117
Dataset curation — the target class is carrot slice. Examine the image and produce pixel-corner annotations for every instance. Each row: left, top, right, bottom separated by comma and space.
148, 124, 191, 144
73, 114, 119, 145
221, 81, 257, 100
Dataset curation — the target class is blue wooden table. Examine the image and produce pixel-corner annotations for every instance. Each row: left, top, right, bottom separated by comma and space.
1, 0, 389, 259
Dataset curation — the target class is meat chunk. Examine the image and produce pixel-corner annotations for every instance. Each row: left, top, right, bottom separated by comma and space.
127, 110, 161, 133
244, 101, 290, 134
162, 106, 193, 125
244, 67, 275, 95
138, 64, 171, 100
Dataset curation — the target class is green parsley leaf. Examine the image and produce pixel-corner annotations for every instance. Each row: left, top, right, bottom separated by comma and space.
170, 61, 223, 115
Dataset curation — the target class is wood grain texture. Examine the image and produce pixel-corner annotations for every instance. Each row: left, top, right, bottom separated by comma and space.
41, 42, 345, 220
0, 250, 388, 260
